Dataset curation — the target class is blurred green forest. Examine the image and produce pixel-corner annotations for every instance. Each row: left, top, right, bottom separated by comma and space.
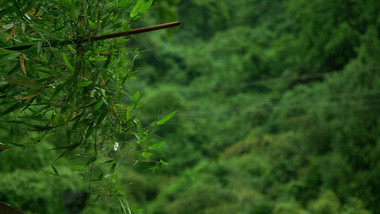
1, 0, 380, 213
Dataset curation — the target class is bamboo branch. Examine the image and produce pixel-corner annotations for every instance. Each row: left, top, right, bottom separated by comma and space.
4, 21, 181, 51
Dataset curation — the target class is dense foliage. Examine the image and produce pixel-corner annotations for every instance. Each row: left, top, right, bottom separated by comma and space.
0, 0, 174, 213
1, 0, 380, 213
130, 0, 380, 213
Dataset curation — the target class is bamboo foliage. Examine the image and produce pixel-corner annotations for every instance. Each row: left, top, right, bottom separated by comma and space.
0, 0, 178, 211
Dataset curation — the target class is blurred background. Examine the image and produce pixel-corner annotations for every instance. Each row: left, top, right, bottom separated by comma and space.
1, 0, 380, 213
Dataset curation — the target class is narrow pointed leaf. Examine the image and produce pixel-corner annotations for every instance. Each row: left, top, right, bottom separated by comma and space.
141, 152, 153, 157
71, 165, 86, 170
51, 164, 60, 176
0, 102, 25, 117
4, 77, 40, 85
86, 156, 97, 166
157, 110, 177, 125
133, 91, 139, 103
0, 48, 17, 55
139, 0, 153, 13
62, 52, 74, 72
20, 55, 26, 75
77, 81, 92, 87
0, 144, 13, 151
6, 26, 16, 41
15, 89, 43, 100
94, 99, 104, 110
149, 142, 165, 150
130, 0, 142, 17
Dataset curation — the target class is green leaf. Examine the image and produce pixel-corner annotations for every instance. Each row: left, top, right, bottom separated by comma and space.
134, 119, 143, 134
135, 134, 141, 144
94, 99, 104, 110
71, 165, 86, 170
133, 91, 140, 103
120, 0, 133, 7
131, 208, 143, 213
149, 142, 165, 150
115, 183, 133, 191
77, 81, 92, 87
96, 171, 104, 181
0, 48, 17, 55
148, 162, 160, 170
53, 113, 65, 126
141, 152, 153, 157
86, 156, 97, 166
41, 169, 56, 176
157, 110, 177, 125
118, 197, 129, 214
0, 102, 25, 117
139, 0, 153, 13
51, 164, 60, 176
130, 0, 143, 17
62, 52, 74, 72
88, 19, 96, 29
160, 159, 168, 166
70, 1, 79, 20
37, 41, 42, 54
112, 173, 118, 183
67, 44, 76, 53
54, 143, 81, 159
110, 161, 116, 173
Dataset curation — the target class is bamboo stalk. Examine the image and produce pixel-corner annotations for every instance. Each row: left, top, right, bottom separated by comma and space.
3, 21, 181, 51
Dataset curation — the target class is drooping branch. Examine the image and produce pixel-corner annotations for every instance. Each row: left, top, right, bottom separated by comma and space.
4, 21, 181, 51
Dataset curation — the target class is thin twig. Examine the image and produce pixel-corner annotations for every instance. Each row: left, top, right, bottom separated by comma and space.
4, 21, 181, 51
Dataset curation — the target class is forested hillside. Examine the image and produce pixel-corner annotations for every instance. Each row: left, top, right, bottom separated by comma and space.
1, 0, 380, 213
130, 0, 380, 213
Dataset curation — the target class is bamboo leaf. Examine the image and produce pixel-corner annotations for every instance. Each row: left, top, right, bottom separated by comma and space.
88, 19, 96, 29
0, 102, 25, 117
20, 55, 26, 75
141, 152, 153, 157
157, 110, 177, 125
139, 0, 153, 13
149, 142, 165, 150
4, 77, 40, 85
133, 91, 139, 103
62, 52, 74, 72
86, 156, 97, 166
94, 99, 104, 110
0, 144, 13, 151
130, 0, 142, 17
67, 44, 76, 53
15, 89, 43, 100
112, 173, 118, 183
71, 165, 86, 170
0, 48, 17, 55
5, 26, 16, 41
77, 81, 92, 87
51, 164, 60, 176
160, 159, 168, 166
